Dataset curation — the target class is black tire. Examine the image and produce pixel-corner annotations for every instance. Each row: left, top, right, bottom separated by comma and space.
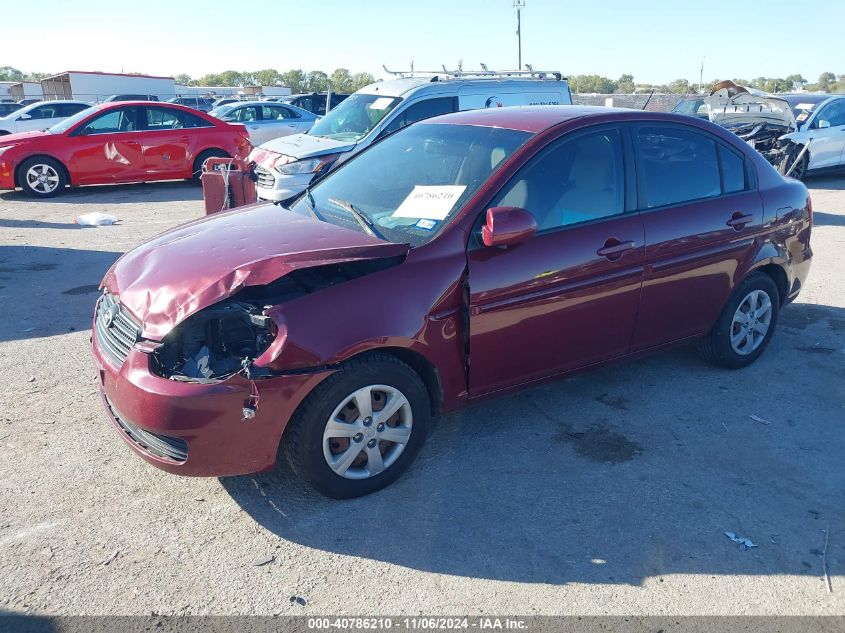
191, 149, 229, 181
698, 272, 780, 369
283, 353, 431, 499
17, 156, 67, 198
780, 148, 808, 180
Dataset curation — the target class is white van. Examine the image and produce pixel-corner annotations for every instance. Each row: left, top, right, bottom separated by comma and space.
250, 71, 572, 201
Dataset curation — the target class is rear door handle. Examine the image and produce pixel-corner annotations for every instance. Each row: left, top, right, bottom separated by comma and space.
597, 239, 636, 260
726, 213, 754, 229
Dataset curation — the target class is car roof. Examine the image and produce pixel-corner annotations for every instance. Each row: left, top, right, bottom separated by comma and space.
357, 76, 570, 98
781, 93, 839, 106
424, 105, 711, 133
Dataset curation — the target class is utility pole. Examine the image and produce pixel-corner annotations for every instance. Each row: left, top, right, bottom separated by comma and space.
514, 0, 525, 70
698, 57, 705, 94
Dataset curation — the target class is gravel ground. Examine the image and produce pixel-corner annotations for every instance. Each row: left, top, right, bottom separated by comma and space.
0, 177, 842, 616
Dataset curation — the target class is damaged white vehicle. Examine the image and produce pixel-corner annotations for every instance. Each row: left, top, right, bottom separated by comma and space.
704, 81, 808, 177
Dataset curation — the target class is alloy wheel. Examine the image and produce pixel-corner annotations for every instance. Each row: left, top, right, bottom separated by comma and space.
730, 289, 773, 355
25, 164, 60, 194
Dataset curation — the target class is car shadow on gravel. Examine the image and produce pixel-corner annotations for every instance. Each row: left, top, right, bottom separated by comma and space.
0, 245, 120, 342
0, 180, 203, 205
222, 302, 845, 585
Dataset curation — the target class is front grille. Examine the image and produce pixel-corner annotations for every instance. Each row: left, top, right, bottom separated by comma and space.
105, 396, 188, 463
95, 292, 141, 367
254, 165, 275, 189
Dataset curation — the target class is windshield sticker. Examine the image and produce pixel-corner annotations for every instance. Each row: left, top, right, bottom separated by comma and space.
393, 185, 467, 220
796, 113, 809, 122
796, 103, 816, 110
369, 97, 395, 110
415, 219, 438, 230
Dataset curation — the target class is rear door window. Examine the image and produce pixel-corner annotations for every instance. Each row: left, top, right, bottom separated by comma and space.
634, 125, 721, 208
719, 144, 747, 194
261, 105, 297, 120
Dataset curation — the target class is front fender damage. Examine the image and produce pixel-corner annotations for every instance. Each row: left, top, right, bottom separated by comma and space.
146, 256, 407, 389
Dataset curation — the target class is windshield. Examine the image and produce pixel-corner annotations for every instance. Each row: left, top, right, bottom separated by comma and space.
289, 123, 532, 247
308, 93, 401, 141
782, 95, 829, 123
673, 98, 705, 116
47, 105, 99, 134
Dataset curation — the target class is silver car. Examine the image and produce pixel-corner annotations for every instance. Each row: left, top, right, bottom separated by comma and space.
208, 101, 317, 145
781, 94, 845, 177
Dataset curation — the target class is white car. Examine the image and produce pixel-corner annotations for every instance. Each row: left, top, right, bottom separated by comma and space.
0, 100, 91, 136
207, 101, 317, 146
781, 94, 845, 178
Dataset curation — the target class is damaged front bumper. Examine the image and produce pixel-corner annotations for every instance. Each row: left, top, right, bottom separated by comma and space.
91, 319, 333, 477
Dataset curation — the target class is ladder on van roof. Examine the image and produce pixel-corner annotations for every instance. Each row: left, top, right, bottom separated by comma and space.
382, 64, 565, 81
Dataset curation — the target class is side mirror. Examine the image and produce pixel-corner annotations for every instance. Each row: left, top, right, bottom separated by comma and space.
482, 206, 537, 248
818, 119, 831, 129
18, 113, 31, 120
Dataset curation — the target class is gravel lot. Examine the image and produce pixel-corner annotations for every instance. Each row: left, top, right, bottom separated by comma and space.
0, 177, 842, 617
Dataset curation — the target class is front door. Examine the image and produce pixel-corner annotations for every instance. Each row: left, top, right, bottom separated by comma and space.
66, 106, 144, 185
467, 127, 645, 396
807, 99, 845, 170
629, 123, 764, 350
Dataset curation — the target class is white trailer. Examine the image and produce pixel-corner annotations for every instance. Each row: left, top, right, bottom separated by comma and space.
40, 71, 176, 103
10, 81, 43, 101
0, 82, 15, 99
174, 85, 242, 97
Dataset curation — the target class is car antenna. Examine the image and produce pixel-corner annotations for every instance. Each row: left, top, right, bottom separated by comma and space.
641, 88, 655, 111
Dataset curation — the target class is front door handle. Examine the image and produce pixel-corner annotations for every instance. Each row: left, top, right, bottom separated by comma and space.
726, 212, 754, 230
597, 239, 636, 261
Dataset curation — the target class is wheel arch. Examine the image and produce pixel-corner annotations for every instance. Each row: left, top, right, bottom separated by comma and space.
337, 346, 444, 418
751, 262, 789, 307
14, 153, 71, 188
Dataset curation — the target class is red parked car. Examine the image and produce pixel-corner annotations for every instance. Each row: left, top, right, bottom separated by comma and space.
91, 106, 812, 498
0, 101, 251, 197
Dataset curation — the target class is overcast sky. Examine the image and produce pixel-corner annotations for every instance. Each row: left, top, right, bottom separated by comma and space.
3, 0, 842, 84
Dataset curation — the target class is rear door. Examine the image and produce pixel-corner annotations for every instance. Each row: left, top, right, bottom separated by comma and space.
467, 126, 645, 395
141, 106, 215, 178
259, 104, 301, 143
630, 123, 764, 350
807, 99, 845, 169
65, 106, 144, 184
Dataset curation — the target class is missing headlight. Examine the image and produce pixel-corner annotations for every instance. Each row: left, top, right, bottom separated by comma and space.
150, 301, 276, 382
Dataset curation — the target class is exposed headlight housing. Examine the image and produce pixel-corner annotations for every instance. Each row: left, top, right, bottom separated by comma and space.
0, 145, 15, 158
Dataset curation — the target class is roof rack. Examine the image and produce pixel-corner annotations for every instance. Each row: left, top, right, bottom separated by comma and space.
382, 64, 565, 81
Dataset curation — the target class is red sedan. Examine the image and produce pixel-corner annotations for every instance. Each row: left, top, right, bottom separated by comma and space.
0, 101, 251, 197
91, 106, 813, 498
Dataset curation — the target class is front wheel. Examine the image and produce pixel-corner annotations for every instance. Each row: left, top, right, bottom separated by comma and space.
698, 273, 780, 369
283, 354, 430, 498
18, 157, 67, 198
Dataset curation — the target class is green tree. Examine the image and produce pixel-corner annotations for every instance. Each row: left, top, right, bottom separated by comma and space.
0, 66, 24, 81
615, 74, 635, 94
329, 68, 353, 92
281, 69, 306, 93
305, 70, 328, 92
349, 72, 376, 91
569, 75, 617, 94
174, 73, 193, 86
666, 78, 691, 94
254, 68, 283, 87
818, 72, 836, 92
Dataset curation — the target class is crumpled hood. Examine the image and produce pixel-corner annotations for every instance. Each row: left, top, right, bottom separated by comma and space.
253, 133, 354, 161
102, 203, 409, 339
705, 80, 796, 129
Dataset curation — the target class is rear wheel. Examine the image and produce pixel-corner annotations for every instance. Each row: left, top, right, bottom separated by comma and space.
283, 354, 430, 498
18, 157, 67, 198
698, 273, 780, 369
191, 149, 229, 181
